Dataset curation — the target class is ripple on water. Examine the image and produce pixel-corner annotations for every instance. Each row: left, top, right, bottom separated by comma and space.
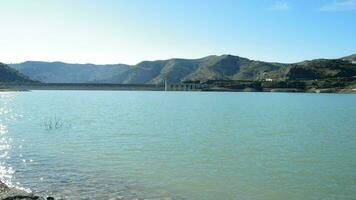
0, 93, 30, 193
1, 91, 356, 200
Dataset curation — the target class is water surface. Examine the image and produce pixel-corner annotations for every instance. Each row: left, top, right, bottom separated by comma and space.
0, 91, 355, 199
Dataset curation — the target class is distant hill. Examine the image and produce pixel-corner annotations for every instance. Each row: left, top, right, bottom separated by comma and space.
0, 62, 35, 83
9, 54, 356, 84
10, 61, 130, 83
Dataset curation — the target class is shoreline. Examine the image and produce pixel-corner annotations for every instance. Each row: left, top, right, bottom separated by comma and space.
204, 87, 356, 94
0, 82, 355, 94
1, 88, 355, 94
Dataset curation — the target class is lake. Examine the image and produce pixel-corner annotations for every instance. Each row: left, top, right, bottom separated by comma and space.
0, 91, 355, 200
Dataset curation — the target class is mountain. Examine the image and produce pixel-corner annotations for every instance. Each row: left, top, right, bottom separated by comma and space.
183, 55, 285, 82
9, 54, 356, 84
342, 54, 356, 64
10, 55, 287, 84
10, 61, 130, 83
0, 62, 35, 83
98, 55, 291, 84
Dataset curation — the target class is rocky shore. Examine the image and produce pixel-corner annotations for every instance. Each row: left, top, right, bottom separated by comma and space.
0, 182, 54, 200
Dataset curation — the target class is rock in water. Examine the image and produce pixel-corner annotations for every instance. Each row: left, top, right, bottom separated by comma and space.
0, 181, 50, 200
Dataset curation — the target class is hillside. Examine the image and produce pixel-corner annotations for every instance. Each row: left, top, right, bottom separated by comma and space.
0, 62, 35, 83
285, 59, 356, 80
9, 54, 356, 84
184, 55, 285, 82
260, 59, 356, 81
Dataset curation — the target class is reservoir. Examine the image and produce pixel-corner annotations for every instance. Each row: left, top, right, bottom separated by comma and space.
0, 91, 355, 199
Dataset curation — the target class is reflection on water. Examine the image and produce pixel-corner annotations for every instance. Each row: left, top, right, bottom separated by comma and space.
0, 92, 29, 192
0, 124, 14, 186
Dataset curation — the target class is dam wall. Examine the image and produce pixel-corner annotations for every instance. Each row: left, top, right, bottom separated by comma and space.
0, 83, 164, 91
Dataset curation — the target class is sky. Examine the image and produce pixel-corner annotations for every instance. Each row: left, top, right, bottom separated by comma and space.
0, 0, 355, 65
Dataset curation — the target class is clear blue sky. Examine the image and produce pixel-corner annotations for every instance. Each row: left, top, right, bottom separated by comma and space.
0, 0, 355, 64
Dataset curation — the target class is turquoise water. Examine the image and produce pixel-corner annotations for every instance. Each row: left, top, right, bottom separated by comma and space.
0, 91, 355, 200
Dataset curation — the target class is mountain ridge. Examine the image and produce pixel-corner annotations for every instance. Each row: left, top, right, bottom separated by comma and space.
8, 54, 356, 84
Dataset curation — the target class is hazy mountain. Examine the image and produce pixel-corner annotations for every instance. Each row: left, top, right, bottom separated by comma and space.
0, 62, 35, 83
10, 61, 130, 83
9, 54, 356, 84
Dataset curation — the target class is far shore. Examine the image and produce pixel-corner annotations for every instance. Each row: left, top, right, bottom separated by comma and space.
1, 86, 355, 94
1, 81, 355, 94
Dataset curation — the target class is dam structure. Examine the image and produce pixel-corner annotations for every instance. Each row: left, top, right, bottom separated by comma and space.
0, 83, 164, 91
165, 83, 205, 91
0, 82, 206, 91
